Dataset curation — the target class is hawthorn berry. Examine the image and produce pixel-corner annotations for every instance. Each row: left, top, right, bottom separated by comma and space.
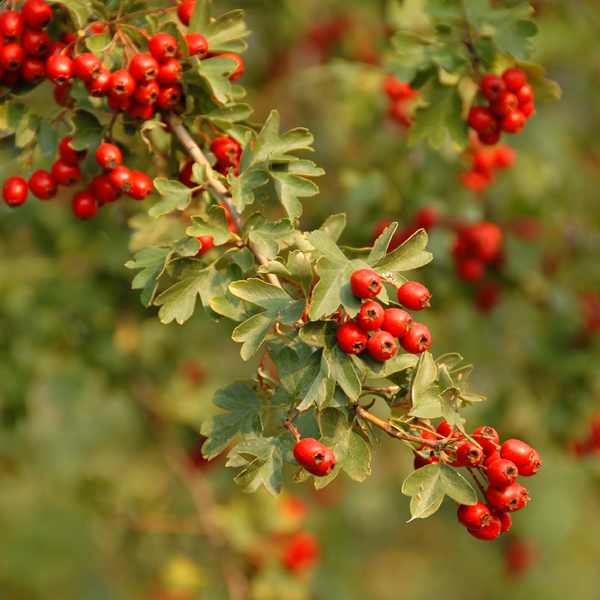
127, 172, 153, 200
59, 137, 87, 164
480, 74, 506, 103
108, 69, 137, 98
186, 33, 209, 59
85, 68, 111, 97
467, 106, 497, 134
478, 128, 501, 146
282, 532, 321, 572
107, 95, 132, 113
414, 206, 439, 230
54, 83, 72, 106
336, 320, 369, 355
28, 169, 57, 200
0, 43, 25, 71
500, 109, 526, 134
21, 0, 53, 30
486, 482, 529, 512
196, 235, 215, 254
73, 53, 102, 82
457, 501, 490, 530
457, 257, 485, 282
414, 454, 439, 469
51, 158, 81, 186
397, 281, 431, 311
474, 281, 502, 313
491, 509, 512, 533
367, 331, 397, 361
210, 137, 242, 165
72, 190, 98, 220
3, 176, 28, 207
500, 439, 535, 468
293, 438, 336, 476
487, 458, 519, 488
356, 301, 385, 331
21, 29, 50, 58
178, 0, 196, 26
502, 68, 527, 92
129, 53, 159, 83
128, 102, 155, 122
89, 174, 121, 204
21, 56, 45, 84
382, 308, 412, 338
46, 54, 73, 84
436, 420, 462, 439
416, 430, 437, 453
47, 41, 68, 57
462, 170, 493, 193
472, 148, 496, 173
495, 145, 517, 168
517, 450, 542, 477
472, 426, 500, 456
156, 58, 183, 85
521, 102, 535, 118
350, 269, 382, 299
516, 83, 534, 106
490, 92, 519, 118
108, 165, 133, 193
383, 76, 418, 100
95, 143, 123, 170
456, 441, 484, 467
156, 84, 182, 110
2, 70, 22, 87
0, 11, 24, 42
217, 53, 244, 81
400, 322, 431, 354
468, 515, 502, 541
148, 33, 178, 62
133, 80, 159, 105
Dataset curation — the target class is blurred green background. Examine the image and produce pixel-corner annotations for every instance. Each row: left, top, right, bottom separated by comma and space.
1, 0, 600, 598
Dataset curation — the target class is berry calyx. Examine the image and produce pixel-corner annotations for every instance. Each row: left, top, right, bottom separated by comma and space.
350, 269, 382, 299
457, 501, 490, 530
51, 158, 81, 186
336, 320, 369, 355
399, 323, 431, 354
293, 438, 336, 476
59, 137, 87, 164
186, 33, 209, 59
72, 190, 98, 220
46, 54, 73, 85
456, 441, 484, 467
382, 308, 412, 338
480, 74, 506, 103
129, 53, 159, 83
502, 68, 527, 92
468, 515, 502, 541
148, 33, 178, 62
472, 426, 500, 456
485, 482, 529, 512
367, 331, 397, 361
517, 450, 542, 477
487, 458, 519, 488
3, 176, 28, 207
85, 68, 111, 97
95, 143, 123, 170
21, 0, 53, 30
127, 172, 153, 200
356, 301, 385, 331
28, 170, 57, 200
397, 281, 431, 311
73, 53, 103, 82
500, 439, 535, 468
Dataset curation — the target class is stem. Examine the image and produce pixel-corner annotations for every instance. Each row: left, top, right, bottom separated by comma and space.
282, 418, 301, 442
467, 467, 487, 496
362, 385, 400, 393
460, 0, 480, 78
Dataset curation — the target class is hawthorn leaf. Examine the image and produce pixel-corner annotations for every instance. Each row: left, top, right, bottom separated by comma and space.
401, 463, 445, 521
248, 219, 293, 260
69, 109, 103, 152
298, 321, 338, 348
228, 168, 269, 212
150, 179, 193, 217
325, 345, 361, 400
368, 222, 399, 265
186, 205, 234, 245
196, 56, 235, 104
439, 464, 477, 505
272, 171, 320, 221
251, 111, 281, 165
319, 213, 346, 242
373, 229, 433, 273
409, 352, 442, 418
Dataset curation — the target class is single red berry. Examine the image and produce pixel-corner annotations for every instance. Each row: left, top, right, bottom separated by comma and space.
397, 281, 431, 310
53, 84, 72, 107
127, 171, 153, 200
486, 482, 529, 512
467, 106, 497, 134
107, 95, 132, 113
89, 174, 121, 204
60, 32, 76, 45
21, 0, 53, 30
90, 23, 105, 34
436, 420, 461, 438
500, 439, 535, 468
383, 76, 418, 100
414, 454, 439, 469
21, 56, 45, 84
72, 52, 102, 82
356, 301, 385, 331
210, 137, 242, 165
415, 430, 437, 453
502, 68, 527, 92
382, 308, 412, 338
0, 11, 24, 42
85, 67, 111, 97
28, 169, 57, 199
490, 92, 519, 118
456, 441, 484, 467
414, 206, 439, 230
487, 458, 519, 488
293, 438, 336, 477
108, 69, 136, 98
0, 43, 25, 71
456, 257, 486, 282
367, 330, 397, 361
457, 501, 490, 530
58, 136, 87, 164
156, 58, 183, 85
478, 128, 501, 146
399, 322, 431, 354
47, 41, 67, 57
465, 222, 502, 263
490, 509, 512, 534
3, 176, 28, 207
51, 158, 81, 186
179, 160, 201, 192
494, 145, 517, 168
132, 80, 159, 105
46, 54, 74, 85
128, 101, 155, 122
336, 320, 369, 355
108, 165, 133, 193
462, 169, 494, 193
474, 280, 502, 313
72, 190, 98, 220
129, 53, 159, 82
196, 235, 215, 255
21, 28, 50, 58
95, 143, 122, 170
517, 450, 541, 477
520, 101, 535, 118
215, 52, 244, 81
472, 426, 500, 456
500, 109, 526, 134
186, 33, 209, 59
148, 33, 178, 62
282, 531, 321, 572
350, 269, 382, 300
472, 148, 496, 173
177, 0, 196, 26
480, 74, 506, 103
156, 84, 182, 110
468, 515, 502, 541
516, 83, 534, 106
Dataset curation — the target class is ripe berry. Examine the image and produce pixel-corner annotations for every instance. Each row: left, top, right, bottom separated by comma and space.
356, 301, 384, 331
73, 53, 102, 82
108, 69, 136, 98
399, 322, 431, 354
487, 458, 519, 488
467, 106, 497, 134
472, 426, 500, 456
196, 235, 215, 254
414, 454, 439, 469
472, 148, 496, 173
85, 67, 111, 97
28, 169, 57, 199
293, 438, 336, 476
437, 420, 459, 439
382, 308, 412, 338
21, 28, 50, 58
462, 170, 493, 193
178, 0, 196, 26
414, 206, 439, 230
478, 128, 501, 146
520, 101, 535, 118
95, 143, 122, 170
0, 43, 25, 71
367, 331, 397, 361
46, 54, 73, 85
210, 137, 242, 165
47, 41, 68, 57
89, 174, 121, 204
127, 171, 153, 200
54, 84, 72, 107
517, 450, 541, 477
0, 11, 24, 42
457, 257, 485, 282
480, 74, 506, 103
59, 136, 87, 164
468, 515, 502, 541
156, 84, 182, 110
60, 32, 76, 45
490, 509, 512, 533
217, 53, 244, 81
336, 320, 369, 355
51, 158, 81, 186
129, 53, 159, 82
3, 176, 28, 207
383, 76, 418, 100
282, 531, 321, 572
21, 56, 45, 84
474, 280, 502, 313
500, 109, 526, 133
133, 80, 159, 105
179, 160, 198, 189
148, 33, 178, 62
490, 91, 519, 118
107, 95, 132, 113
108, 165, 133, 192
486, 482, 529, 512
457, 501, 490, 530
502, 68, 527, 92
456, 441, 484, 467
465, 222, 502, 263
156, 58, 183, 85
494, 145, 517, 168
516, 83, 534, 106
500, 439, 535, 468
416, 430, 437, 453
21, 0, 53, 30
350, 269, 382, 299
397, 281, 431, 310
72, 190, 97, 220
186, 33, 209, 59
128, 102, 155, 122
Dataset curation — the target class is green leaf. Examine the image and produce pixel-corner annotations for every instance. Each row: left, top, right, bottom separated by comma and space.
228, 168, 269, 212
207, 104, 253, 123
409, 352, 442, 419
37, 121, 57, 161
319, 213, 346, 242
401, 463, 445, 520
192, 8, 249, 53
150, 179, 193, 218
289, 251, 313, 298
298, 320, 338, 348
189, 0, 211, 34
368, 222, 399, 264
248, 219, 293, 260
195, 56, 235, 105
186, 205, 233, 246
59, 0, 94, 27
438, 464, 477, 505
326, 345, 362, 400
69, 109, 103, 152
440, 386, 461, 427
372, 229, 433, 273
272, 171, 319, 221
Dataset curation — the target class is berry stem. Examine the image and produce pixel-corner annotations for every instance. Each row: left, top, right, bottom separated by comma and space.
466, 466, 487, 496
282, 418, 302, 442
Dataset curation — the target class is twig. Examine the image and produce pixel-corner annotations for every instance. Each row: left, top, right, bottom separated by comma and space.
467, 467, 487, 496
282, 418, 301, 442
362, 385, 400, 393
256, 351, 270, 393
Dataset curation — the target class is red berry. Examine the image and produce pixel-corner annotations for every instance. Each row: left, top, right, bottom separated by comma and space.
465, 222, 502, 263
399, 322, 431, 354
336, 320, 369, 355
487, 458, 519, 488
179, 160, 200, 190
108, 165, 133, 193
467, 106, 497, 134
500, 109, 526, 134
356, 301, 384, 331
490, 509, 512, 533
436, 420, 461, 438
178, 0, 196, 26
95, 143, 122, 170
216, 52, 244, 81
21, 0, 53, 30
483, 450, 501, 468
85, 67, 111, 97
494, 145, 517, 168
210, 137, 241, 166
500, 439, 535, 468
415, 430, 437, 453
186, 33, 209, 59
456, 441, 484, 467
89, 174, 121, 204
462, 169, 493, 193
457, 501, 490, 530
59, 136, 87, 164
472, 426, 500, 456
383, 76, 418, 100
382, 308, 412, 338
156, 58, 183, 85
472, 148, 496, 173
148, 33, 178, 62
61, 32, 76, 45
51, 158, 81, 186
282, 531, 321, 572
127, 171, 153, 200
72, 190, 97, 220
486, 482, 529, 512
54, 83, 72, 106
414, 454, 439, 469
108, 69, 136, 98
502, 68, 527, 92
480, 74, 506, 103
350, 269, 382, 300
456, 257, 485, 282
414, 206, 439, 230
293, 438, 336, 476
0, 11, 24, 42
196, 235, 215, 255
3, 175, 28, 207
520, 101, 535, 118
129, 53, 159, 82
367, 331, 397, 361
516, 83, 534, 106
156, 84, 182, 110
47, 41, 68, 57
21, 28, 50, 58
90, 24, 105, 35
490, 92, 519, 118
73, 53, 102, 82
517, 450, 541, 477
21, 56, 45, 84
397, 281, 431, 310
107, 94, 132, 113
474, 280, 502, 313
0, 43, 25, 71
468, 515, 502, 541
132, 80, 159, 105
478, 128, 501, 146
28, 169, 57, 200
128, 102, 155, 122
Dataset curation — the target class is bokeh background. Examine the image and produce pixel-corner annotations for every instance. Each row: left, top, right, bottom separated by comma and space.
1, 0, 600, 598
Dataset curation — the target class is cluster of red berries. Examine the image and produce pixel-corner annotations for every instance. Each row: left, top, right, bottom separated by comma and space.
452, 221, 503, 283
467, 68, 535, 145
336, 270, 432, 359
3, 141, 152, 219
462, 140, 517, 193
180, 137, 242, 188
383, 75, 419, 129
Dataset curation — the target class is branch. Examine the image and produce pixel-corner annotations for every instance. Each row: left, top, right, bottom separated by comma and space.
165, 112, 282, 289
460, 0, 480, 77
